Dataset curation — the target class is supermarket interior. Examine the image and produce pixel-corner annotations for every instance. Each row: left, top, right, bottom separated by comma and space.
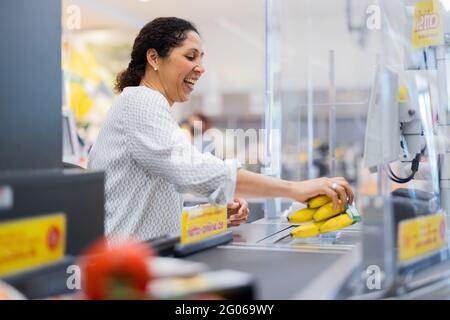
2, 0, 450, 300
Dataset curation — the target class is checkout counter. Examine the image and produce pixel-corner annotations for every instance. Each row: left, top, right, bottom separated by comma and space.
185, 218, 361, 299
4, 210, 450, 300
182, 212, 450, 300
181, 195, 360, 299
0, 211, 357, 300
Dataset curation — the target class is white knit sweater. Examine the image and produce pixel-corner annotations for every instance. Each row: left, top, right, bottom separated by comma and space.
88, 86, 237, 241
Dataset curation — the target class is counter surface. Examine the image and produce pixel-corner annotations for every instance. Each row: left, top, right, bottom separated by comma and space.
185, 218, 361, 299
185, 246, 343, 299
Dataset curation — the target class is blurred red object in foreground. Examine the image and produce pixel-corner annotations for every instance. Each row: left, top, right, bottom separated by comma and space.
81, 238, 153, 300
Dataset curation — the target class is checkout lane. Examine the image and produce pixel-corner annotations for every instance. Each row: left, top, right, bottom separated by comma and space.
5, 0, 450, 302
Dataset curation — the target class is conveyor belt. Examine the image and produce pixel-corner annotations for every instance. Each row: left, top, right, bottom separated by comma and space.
185, 246, 343, 299
228, 222, 291, 244
227, 220, 361, 253
184, 219, 362, 299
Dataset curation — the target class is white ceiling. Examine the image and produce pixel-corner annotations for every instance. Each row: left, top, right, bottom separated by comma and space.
62, 0, 382, 95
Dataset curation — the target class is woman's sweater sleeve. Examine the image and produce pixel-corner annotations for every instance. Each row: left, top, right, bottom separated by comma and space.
123, 90, 237, 206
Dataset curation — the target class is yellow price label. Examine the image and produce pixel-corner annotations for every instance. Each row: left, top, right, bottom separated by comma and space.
181, 206, 227, 245
412, 0, 444, 48
0, 213, 66, 277
398, 212, 447, 264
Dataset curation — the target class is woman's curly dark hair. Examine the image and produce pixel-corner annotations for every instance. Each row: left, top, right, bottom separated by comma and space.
115, 17, 199, 93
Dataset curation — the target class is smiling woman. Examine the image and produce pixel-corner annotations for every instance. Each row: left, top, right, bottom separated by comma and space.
89, 17, 246, 241
88, 17, 354, 243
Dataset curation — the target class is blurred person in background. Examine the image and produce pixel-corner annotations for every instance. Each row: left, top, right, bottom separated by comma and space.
184, 112, 216, 155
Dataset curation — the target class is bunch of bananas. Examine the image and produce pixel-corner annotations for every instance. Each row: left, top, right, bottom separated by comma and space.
287, 195, 360, 238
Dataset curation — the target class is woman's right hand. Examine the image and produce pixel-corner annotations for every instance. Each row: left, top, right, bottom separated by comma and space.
289, 177, 354, 210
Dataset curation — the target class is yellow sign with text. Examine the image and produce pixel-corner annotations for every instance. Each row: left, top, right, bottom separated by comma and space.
181, 207, 227, 245
0, 214, 66, 277
398, 212, 447, 264
412, 0, 444, 48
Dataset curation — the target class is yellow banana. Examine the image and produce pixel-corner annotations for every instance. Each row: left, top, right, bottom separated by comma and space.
290, 221, 325, 238
313, 201, 345, 221
307, 195, 332, 208
287, 207, 317, 223
319, 213, 353, 233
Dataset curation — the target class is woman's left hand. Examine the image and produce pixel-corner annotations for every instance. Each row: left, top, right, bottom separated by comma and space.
227, 198, 250, 227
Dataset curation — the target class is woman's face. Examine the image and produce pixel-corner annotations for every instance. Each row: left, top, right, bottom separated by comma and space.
158, 31, 205, 105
